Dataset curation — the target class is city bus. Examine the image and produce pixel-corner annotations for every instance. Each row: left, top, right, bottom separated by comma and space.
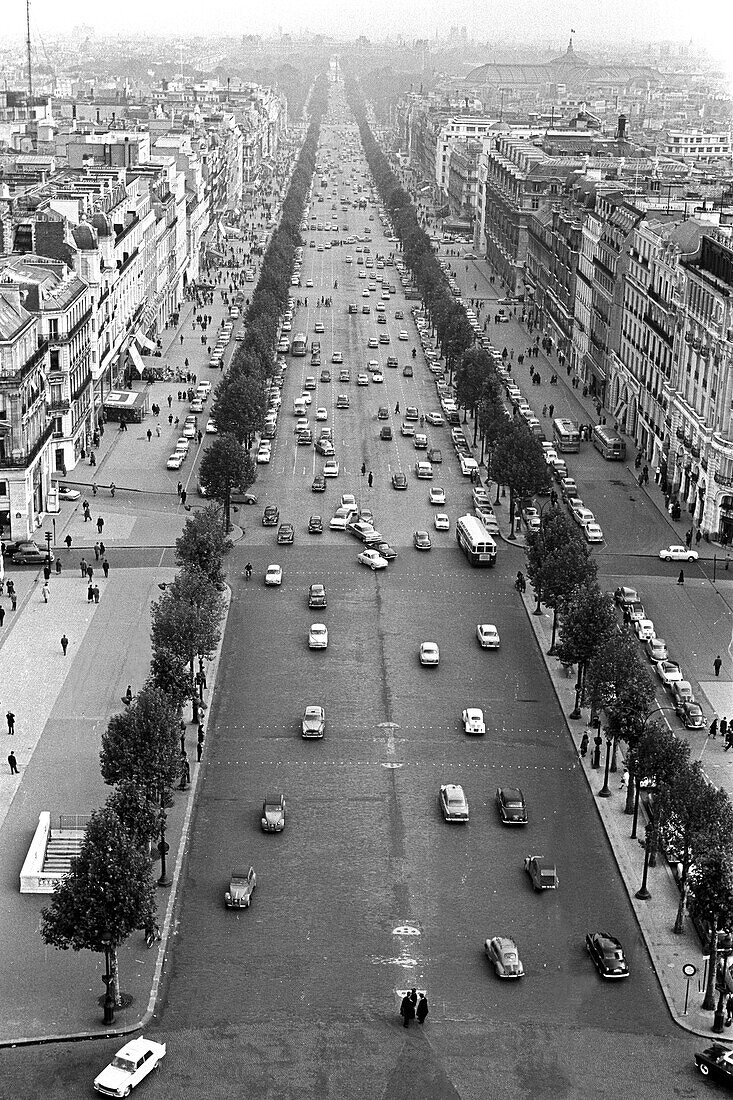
291, 332, 307, 357
456, 514, 498, 567
592, 424, 627, 461
552, 418, 581, 453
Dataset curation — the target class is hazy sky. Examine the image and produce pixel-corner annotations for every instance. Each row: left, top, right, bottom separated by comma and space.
4, 0, 733, 60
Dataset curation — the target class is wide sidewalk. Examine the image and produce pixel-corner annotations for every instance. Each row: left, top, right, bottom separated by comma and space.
0, 251, 250, 1045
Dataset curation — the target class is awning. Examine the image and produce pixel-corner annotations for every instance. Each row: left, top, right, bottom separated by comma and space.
135, 332, 156, 352
129, 344, 146, 377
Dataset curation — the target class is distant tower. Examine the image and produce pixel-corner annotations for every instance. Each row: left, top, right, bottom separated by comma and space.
615, 114, 628, 141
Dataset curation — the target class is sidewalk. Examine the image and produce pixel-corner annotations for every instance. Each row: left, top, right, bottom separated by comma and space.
0, 260, 247, 1045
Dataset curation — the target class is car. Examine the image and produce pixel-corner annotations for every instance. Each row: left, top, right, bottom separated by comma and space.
672, 679, 695, 710
634, 617, 655, 641
645, 636, 668, 662
434, 513, 450, 531
358, 547, 388, 570
413, 530, 432, 551
315, 439, 335, 456
314, 321, 325, 334
569, 501, 594, 526
420, 641, 440, 666
224, 867, 256, 908
415, 461, 433, 480
425, 412, 444, 426
524, 855, 558, 891
205, 420, 218, 434
398, 330, 409, 341
308, 583, 327, 608
331, 352, 343, 364
362, 305, 370, 314
302, 704, 325, 738
277, 523, 294, 545
311, 474, 326, 493
427, 448, 442, 464
308, 515, 323, 535
264, 564, 282, 586
484, 936, 524, 979
323, 459, 340, 478
340, 494, 356, 509
659, 544, 699, 562
262, 505, 280, 527
395, 310, 404, 319
339, 369, 351, 382
439, 783, 468, 821
386, 356, 398, 368
585, 931, 630, 979
377, 406, 389, 420
462, 708, 485, 735
379, 425, 392, 441
190, 398, 204, 413
261, 792, 286, 833
374, 541, 397, 561
257, 447, 272, 464
372, 372, 384, 383
308, 623, 328, 649
679, 700, 705, 729
656, 659, 683, 689
622, 599, 646, 625
329, 515, 347, 530
614, 586, 639, 607
429, 487, 446, 506
405, 406, 419, 421
559, 477, 578, 501
400, 422, 415, 437
166, 453, 184, 470
57, 485, 81, 501
357, 373, 369, 385
11, 541, 53, 565
392, 472, 408, 491
182, 423, 197, 439
459, 454, 479, 477
316, 407, 328, 421
695, 1044, 733, 1084
584, 522, 604, 543
477, 623, 500, 649
378, 333, 390, 345
367, 336, 378, 348
496, 787, 528, 824
93, 1036, 167, 1097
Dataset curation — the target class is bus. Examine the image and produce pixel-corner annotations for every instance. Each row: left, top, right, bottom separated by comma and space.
291, 333, 307, 357
456, 515, 498, 567
552, 418, 581, 453
592, 424, 627, 461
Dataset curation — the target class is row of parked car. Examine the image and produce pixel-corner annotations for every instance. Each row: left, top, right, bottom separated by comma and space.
165, 381, 213, 470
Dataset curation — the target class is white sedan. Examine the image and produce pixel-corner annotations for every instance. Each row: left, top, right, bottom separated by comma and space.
659, 544, 699, 562
329, 515, 347, 530
429, 487, 446, 506
358, 548, 388, 570
166, 453, 184, 470
419, 642, 440, 666
93, 1037, 166, 1097
477, 624, 500, 649
634, 618, 655, 641
265, 564, 282, 586
434, 513, 450, 531
459, 454, 479, 477
256, 448, 271, 464
398, 330, 409, 340
316, 407, 328, 421
462, 708, 486, 735
425, 412, 444, 426
309, 623, 328, 649
323, 459, 340, 477
205, 420, 218, 434
584, 522, 604, 543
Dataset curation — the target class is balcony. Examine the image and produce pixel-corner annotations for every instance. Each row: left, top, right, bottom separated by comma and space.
0, 419, 53, 469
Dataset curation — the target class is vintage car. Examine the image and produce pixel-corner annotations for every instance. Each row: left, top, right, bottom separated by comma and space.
93, 1036, 166, 1096
585, 931, 630, 979
224, 866, 256, 909
484, 936, 524, 979
524, 855, 558, 891
261, 794, 286, 833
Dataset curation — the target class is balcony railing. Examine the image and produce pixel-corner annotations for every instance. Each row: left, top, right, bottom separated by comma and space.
0, 419, 53, 469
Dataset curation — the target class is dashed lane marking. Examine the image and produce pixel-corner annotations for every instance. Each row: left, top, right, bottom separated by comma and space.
208, 759, 577, 771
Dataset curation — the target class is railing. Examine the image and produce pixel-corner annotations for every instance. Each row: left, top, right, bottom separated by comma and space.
0, 420, 53, 469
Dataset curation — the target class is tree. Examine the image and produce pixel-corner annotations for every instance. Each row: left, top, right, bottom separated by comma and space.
100, 684, 181, 802
490, 421, 549, 537
175, 504, 231, 589
198, 434, 252, 532
555, 585, 618, 718
210, 375, 266, 445
689, 850, 733, 1010
40, 805, 156, 1004
525, 510, 596, 648
586, 628, 656, 771
454, 349, 488, 427
149, 645, 192, 714
105, 780, 160, 851
635, 720, 690, 869
663, 765, 733, 934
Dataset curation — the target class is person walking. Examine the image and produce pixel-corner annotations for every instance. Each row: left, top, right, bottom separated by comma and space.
41, 582, 50, 603
94, 542, 101, 561
416, 994, 429, 1025
86, 564, 94, 582
6, 711, 15, 735
714, 655, 723, 677
102, 558, 110, 579
8, 752, 18, 775
677, 570, 684, 585
0, 606, 5, 629
579, 732, 589, 758
197, 727, 205, 762
97, 516, 104, 535
710, 718, 719, 739
60, 633, 69, 656
722, 717, 731, 748
93, 585, 100, 604
64, 534, 72, 551
55, 558, 62, 575
79, 557, 87, 578
87, 583, 94, 603
400, 992, 415, 1028
368, 471, 373, 489
180, 489, 187, 507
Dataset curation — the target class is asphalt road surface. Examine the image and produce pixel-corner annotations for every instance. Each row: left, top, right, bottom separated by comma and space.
0, 88, 721, 1100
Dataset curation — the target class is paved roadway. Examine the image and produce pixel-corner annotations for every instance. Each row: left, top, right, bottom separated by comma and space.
0, 94, 721, 1100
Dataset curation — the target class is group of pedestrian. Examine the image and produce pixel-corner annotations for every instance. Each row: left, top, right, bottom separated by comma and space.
399, 989, 428, 1028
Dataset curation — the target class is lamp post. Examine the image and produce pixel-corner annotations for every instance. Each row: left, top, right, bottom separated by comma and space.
598, 733, 614, 797
636, 822, 653, 900
100, 931, 115, 1025
569, 663, 584, 720
157, 813, 171, 888
712, 933, 733, 1032
630, 708, 676, 830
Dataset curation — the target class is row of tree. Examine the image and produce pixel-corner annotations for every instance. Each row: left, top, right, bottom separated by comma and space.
40, 507, 229, 1007
199, 74, 330, 528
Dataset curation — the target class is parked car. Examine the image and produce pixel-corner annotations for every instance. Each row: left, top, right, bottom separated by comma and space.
93, 1036, 166, 1097
659, 545, 699, 562
695, 1044, 733, 1085
11, 541, 52, 565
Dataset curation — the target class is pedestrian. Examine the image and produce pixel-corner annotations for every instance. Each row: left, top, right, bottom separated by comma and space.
710, 718, 719, 739
97, 517, 104, 534
714, 655, 723, 677
41, 582, 50, 603
83, 502, 91, 522
99, 541, 105, 556
619, 767, 629, 789
55, 558, 62, 575
179, 752, 191, 790
61, 633, 69, 656
722, 716, 729, 741
102, 558, 110, 578
86, 564, 94, 581
8, 752, 18, 775
177, 481, 183, 500
579, 732, 589, 758
10, 592, 17, 611
696, 529, 702, 546
0, 606, 4, 628
727, 993, 733, 1027
548, 404, 554, 418
400, 992, 415, 1028
180, 731, 186, 754
64, 534, 72, 551
6, 711, 15, 735
197, 727, 205, 762
43, 564, 51, 582
93, 585, 100, 604
368, 471, 373, 488
87, 583, 94, 603
146, 428, 152, 443
168, 394, 173, 408
677, 569, 684, 585
180, 489, 187, 507
94, 542, 101, 561
592, 731, 602, 768
416, 994, 428, 1024
542, 404, 547, 417
395, 402, 400, 414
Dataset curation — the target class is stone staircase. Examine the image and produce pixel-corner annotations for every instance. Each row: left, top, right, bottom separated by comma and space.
42, 833, 83, 877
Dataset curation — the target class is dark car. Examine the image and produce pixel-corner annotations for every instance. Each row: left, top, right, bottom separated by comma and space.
392, 472, 408, 491
11, 541, 53, 565
379, 425, 393, 441
262, 504, 280, 526
377, 406, 389, 420
413, 530, 432, 551
320, 369, 331, 383
375, 541, 397, 561
308, 515, 323, 534
613, 585, 640, 607
679, 700, 705, 729
402, 365, 413, 377
277, 523, 294, 545
311, 475, 326, 493
308, 583, 327, 609
585, 931, 630, 979
524, 855, 558, 891
315, 439, 335, 456
427, 448, 442, 464
495, 787, 528, 825
695, 1044, 733, 1084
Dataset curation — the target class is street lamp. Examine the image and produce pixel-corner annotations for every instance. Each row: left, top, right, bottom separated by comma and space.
636, 821, 653, 900
630, 709, 676, 832
598, 733, 614, 797
713, 933, 733, 1032
157, 812, 171, 888
100, 931, 115, 1025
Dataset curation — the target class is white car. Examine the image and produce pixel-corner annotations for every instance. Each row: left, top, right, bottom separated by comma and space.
166, 453, 184, 470
398, 330, 409, 340
329, 515, 347, 530
429, 487, 446, 506
462, 708, 486, 735
659, 544, 699, 562
439, 783, 469, 822
257, 448, 271, 464
175, 437, 190, 453
434, 513, 450, 531
182, 423, 197, 439
420, 642, 440, 666
372, 372, 384, 383
477, 623, 500, 648
93, 1036, 166, 1097
205, 420, 218, 434
332, 352, 343, 363
634, 618, 655, 641
425, 412, 444, 426
357, 373, 369, 385
309, 623, 328, 649
459, 454, 479, 477
323, 459, 340, 477
358, 548, 388, 570
316, 407, 328, 421
265, 564, 282, 586
584, 522, 604, 543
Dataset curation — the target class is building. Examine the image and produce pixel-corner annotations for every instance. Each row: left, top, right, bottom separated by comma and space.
658, 129, 732, 166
